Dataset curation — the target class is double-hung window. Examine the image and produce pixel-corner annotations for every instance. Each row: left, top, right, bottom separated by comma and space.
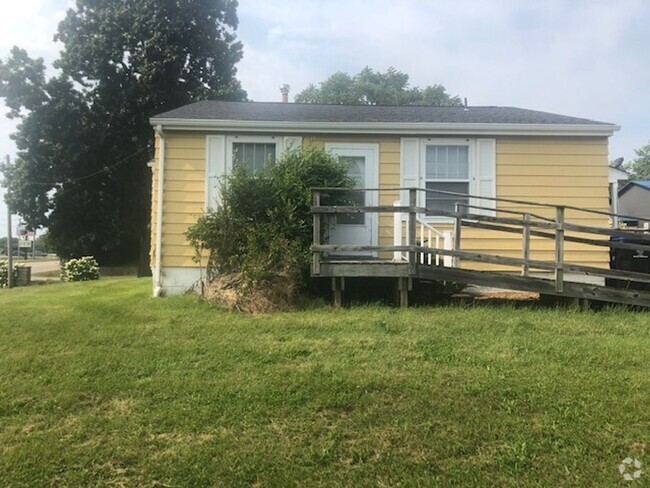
231, 137, 278, 173
424, 142, 472, 216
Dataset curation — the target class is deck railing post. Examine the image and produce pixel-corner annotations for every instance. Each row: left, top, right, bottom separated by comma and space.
408, 188, 417, 274
312, 190, 321, 275
443, 231, 453, 267
393, 200, 402, 261
453, 202, 463, 267
555, 206, 565, 293
522, 212, 531, 276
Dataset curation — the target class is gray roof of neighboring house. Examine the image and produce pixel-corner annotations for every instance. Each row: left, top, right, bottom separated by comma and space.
619, 180, 650, 197
152, 100, 615, 126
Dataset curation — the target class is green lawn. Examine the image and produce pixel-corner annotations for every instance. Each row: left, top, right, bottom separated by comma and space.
1, 279, 648, 486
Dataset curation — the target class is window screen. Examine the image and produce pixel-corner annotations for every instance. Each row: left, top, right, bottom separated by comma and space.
337, 156, 365, 225
425, 145, 469, 214
232, 142, 276, 173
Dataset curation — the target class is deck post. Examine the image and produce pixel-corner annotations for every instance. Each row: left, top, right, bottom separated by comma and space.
398, 277, 409, 308
453, 203, 463, 267
312, 190, 321, 275
393, 200, 402, 261
555, 206, 565, 293
408, 189, 417, 275
522, 212, 531, 276
332, 276, 344, 308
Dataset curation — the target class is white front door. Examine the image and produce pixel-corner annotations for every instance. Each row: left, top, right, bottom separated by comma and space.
325, 143, 379, 255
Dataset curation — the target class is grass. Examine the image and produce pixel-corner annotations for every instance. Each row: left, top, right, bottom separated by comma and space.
0, 279, 648, 487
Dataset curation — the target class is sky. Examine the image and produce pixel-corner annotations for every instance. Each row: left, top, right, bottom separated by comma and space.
1, 0, 650, 237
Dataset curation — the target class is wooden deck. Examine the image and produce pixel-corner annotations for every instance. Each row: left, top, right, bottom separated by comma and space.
311, 187, 650, 308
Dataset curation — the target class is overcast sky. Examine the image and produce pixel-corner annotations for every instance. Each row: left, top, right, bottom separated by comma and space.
1, 0, 650, 236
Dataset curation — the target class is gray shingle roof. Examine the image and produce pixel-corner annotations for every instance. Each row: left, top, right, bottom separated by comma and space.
152, 100, 614, 126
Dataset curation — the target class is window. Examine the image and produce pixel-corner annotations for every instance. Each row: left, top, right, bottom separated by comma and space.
232, 142, 276, 173
207, 136, 303, 210
424, 144, 470, 214
337, 156, 365, 225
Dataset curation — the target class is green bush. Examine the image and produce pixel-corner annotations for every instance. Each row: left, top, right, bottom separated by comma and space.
0, 260, 21, 288
62, 256, 100, 282
186, 146, 354, 289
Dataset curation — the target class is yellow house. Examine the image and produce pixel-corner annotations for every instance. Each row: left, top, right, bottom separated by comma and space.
149, 101, 619, 296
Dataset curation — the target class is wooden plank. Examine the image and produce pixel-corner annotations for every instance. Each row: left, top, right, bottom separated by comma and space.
416, 267, 650, 308
555, 207, 565, 292
408, 189, 417, 274
398, 277, 409, 308
312, 191, 321, 276
313, 244, 650, 285
522, 213, 531, 276
318, 262, 410, 278
312, 187, 641, 223
316, 258, 650, 307
332, 277, 343, 308
454, 202, 463, 268
463, 221, 650, 253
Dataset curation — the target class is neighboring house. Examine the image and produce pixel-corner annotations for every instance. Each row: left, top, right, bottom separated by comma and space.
148, 101, 618, 296
618, 180, 650, 227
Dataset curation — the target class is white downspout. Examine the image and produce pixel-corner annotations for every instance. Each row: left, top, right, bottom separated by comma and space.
153, 124, 166, 296
611, 181, 619, 228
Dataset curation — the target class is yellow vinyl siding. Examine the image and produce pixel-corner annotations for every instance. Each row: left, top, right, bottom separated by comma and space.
460, 137, 610, 270
150, 132, 207, 269
150, 132, 611, 272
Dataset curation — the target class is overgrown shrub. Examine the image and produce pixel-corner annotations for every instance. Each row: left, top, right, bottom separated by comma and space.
186, 146, 354, 309
0, 260, 20, 288
62, 256, 100, 281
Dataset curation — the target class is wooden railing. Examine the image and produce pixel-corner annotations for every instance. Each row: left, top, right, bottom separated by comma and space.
392, 201, 453, 266
311, 187, 650, 295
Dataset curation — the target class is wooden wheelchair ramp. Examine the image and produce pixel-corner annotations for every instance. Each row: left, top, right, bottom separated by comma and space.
311, 187, 650, 308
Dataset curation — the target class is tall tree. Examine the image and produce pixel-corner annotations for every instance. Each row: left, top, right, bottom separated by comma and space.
629, 141, 650, 180
0, 0, 246, 268
295, 67, 462, 106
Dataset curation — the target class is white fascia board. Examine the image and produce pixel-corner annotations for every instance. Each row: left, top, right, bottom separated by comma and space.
149, 117, 620, 137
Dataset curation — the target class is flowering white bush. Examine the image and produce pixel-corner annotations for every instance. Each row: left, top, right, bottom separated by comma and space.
62, 256, 100, 282
0, 260, 21, 288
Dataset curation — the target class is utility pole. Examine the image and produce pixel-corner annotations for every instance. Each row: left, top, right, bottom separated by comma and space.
5, 155, 13, 288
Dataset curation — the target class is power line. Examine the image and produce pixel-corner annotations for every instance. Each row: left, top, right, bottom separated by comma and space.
23, 146, 151, 187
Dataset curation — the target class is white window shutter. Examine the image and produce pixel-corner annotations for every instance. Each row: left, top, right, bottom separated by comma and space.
206, 135, 226, 210
400, 138, 420, 211
283, 136, 303, 152
476, 138, 496, 215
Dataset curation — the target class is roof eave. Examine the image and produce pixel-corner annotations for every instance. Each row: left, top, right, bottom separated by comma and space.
149, 118, 620, 137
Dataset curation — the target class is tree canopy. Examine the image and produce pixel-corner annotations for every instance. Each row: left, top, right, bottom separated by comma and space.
629, 141, 650, 180
0, 0, 246, 267
294, 67, 462, 106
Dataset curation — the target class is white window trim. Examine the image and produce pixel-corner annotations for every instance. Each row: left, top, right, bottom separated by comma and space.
421, 138, 476, 223
225, 135, 283, 172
